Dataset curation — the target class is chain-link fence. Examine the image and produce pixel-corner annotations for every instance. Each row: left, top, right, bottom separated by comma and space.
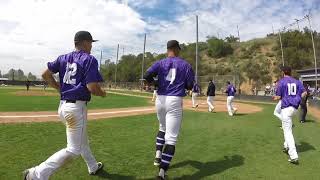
198, 74, 240, 95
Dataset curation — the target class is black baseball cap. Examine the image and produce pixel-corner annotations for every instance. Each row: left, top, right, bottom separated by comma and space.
167, 40, 181, 50
74, 31, 98, 43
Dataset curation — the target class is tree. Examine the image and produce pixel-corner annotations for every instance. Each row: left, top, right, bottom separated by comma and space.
225, 35, 239, 43
27, 72, 37, 81
207, 37, 233, 58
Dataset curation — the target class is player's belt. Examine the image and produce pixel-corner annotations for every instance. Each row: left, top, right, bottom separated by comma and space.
66, 100, 76, 103
65, 100, 88, 105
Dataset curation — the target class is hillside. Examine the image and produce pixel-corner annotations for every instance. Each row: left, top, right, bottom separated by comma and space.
101, 29, 320, 94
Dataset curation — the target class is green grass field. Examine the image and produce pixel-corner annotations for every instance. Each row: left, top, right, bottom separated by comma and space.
1, 102, 320, 179
0, 88, 150, 111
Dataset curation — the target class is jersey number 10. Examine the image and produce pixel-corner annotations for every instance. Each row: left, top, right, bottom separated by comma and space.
287, 83, 297, 96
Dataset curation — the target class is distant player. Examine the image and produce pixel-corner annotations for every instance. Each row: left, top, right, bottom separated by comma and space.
225, 81, 237, 116
192, 82, 200, 108
144, 40, 194, 180
300, 83, 310, 123
273, 66, 306, 164
23, 31, 106, 180
26, 79, 30, 91
206, 80, 215, 112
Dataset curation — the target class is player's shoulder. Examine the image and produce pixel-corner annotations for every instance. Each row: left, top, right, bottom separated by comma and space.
176, 57, 192, 68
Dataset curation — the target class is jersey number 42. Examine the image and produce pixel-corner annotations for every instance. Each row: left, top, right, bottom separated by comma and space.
63, 62, 77, 85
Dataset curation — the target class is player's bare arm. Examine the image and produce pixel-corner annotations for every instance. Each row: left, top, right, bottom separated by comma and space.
87, 82, 106, 97
273, 95, 281, 101
41, 69, 60, 91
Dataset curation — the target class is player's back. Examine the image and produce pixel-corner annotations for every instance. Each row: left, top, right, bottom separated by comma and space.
48, 50, 101, 101
277, 76, 304, 109
156, 57, 194, 97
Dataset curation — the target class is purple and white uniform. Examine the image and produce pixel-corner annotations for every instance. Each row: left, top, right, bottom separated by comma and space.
192, 83, 200, 107
276, 76, 305, 160
225, 84, 237, 116
145, 56, 194, 171
31, 50, 103, 179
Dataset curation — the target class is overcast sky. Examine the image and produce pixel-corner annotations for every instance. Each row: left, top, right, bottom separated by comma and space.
0, 0, 319, 76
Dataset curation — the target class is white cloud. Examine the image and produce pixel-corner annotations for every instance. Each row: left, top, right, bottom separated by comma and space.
0, 0, 319, 76
0, 0, 146, 76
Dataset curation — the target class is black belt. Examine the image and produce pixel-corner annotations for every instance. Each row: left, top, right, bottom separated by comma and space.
66, 100, 76, 103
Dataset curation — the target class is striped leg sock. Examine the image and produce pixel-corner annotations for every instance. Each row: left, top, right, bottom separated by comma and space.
155, 131, 165, 158
160, 144, 175, 173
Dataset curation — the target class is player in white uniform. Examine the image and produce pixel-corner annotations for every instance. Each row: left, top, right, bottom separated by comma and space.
192, 82, 200, 108
144, 40, 194, 180
225, 81, 237, 116
23, 31, 106, 180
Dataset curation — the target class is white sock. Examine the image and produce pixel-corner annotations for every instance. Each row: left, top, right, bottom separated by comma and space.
156, 150, 162, 158
159, 168, 165, 178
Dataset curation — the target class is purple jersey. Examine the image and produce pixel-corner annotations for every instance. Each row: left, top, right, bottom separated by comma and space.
47, 50, 103, 101
192, 83, 200, 93
226, 84, 236, 96
276, 76, 305, 109
146, 57, 194, 97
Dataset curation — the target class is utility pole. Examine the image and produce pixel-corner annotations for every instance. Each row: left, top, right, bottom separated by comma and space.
237, 25, 240, 42
278, 30, 285, 66
272, 24, 275, 34
115, 44, 119, 86
195, 15, 199, 83
294, 19, 300, 31
306, 14, 318, 88
141, 33, 147, 90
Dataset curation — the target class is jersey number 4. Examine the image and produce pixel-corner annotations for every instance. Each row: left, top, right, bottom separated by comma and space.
166, 68, 176, 84
287, 83, 297, 96
63, 63, 77, 85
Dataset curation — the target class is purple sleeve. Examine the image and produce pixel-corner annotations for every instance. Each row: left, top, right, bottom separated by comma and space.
275, 81, 282, 97
84, 57, 103, 84
146, 61, 160, 75
47, 57, 60, 73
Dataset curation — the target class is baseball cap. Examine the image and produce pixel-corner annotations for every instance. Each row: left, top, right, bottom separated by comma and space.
74, 31, 98, 43
167, 40, 181, 50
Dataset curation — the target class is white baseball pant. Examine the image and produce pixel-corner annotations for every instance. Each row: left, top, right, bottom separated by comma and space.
30, 101, 99, 180
227, 96, 236, 116
192, 92, 199, 107
156, 95, 183, 145
207, 96, 214, 111
273, 101, 282, 121
281, 106, 298, 160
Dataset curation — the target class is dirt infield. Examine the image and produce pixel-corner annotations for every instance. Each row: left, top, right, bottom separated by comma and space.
0, 99, 262, 124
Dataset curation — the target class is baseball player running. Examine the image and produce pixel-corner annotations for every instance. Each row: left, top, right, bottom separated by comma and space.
273, 66, 306, 164
144, 40, 194, 180
206, 80, 215, 112
225, 81, 237, 116
23, 31, 106, 180
191, 82, 200, 108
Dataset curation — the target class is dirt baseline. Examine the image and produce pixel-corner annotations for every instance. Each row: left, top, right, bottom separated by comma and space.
0, 98, 262, 124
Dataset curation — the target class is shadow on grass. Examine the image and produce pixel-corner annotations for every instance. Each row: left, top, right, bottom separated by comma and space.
304, 119, 316, 123
96, 169, 135, 179
170, 155, 245, 180
297, 141, 316, 153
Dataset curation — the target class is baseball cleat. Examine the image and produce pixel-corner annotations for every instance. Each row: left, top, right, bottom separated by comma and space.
288, 158, 299, 165
195, 104, 199, 108
23, 168, 35, 180
156, 175, 165, 180
282, 147, 289, 155
23, 169, 30, 180
89, 162, 104, 175
233, 108, 238, 115
154, 158, 161, 166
